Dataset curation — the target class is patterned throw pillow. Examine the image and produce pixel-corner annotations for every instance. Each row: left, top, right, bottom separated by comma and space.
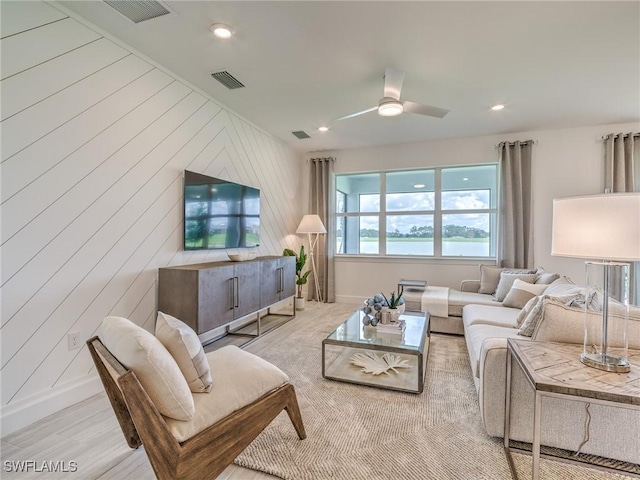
515, 295, 540, 327
494, 273, 538, 302
156, 312, 213, 393
503, 279, 549, 309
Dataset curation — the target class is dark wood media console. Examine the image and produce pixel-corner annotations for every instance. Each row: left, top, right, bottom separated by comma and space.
158, 256, 296, 339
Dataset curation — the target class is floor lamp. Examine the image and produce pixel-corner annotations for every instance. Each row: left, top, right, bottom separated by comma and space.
296, 214, 327, 303
552, 193, 640, 373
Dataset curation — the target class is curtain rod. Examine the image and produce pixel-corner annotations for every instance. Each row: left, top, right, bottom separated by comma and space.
494, 140, 537, 148
601, 132, 640, 140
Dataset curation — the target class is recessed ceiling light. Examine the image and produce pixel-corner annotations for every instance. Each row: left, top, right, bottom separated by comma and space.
318, 126, 329, 132
413, 183, 425, 189
491, 104, 505, 111
463, 177, 469, 181
211, 23, 233, 39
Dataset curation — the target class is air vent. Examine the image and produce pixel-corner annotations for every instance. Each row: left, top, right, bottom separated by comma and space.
210, 71, 245, 90
292, 131, 311, 139
103, 0, 171, 23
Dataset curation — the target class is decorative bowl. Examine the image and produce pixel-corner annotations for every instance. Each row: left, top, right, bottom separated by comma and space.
228, 252, 257, 262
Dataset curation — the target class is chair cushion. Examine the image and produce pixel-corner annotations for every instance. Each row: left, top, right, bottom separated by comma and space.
155, 312, 213, 393
166, 346, 290, 442
99, 316, 195, 421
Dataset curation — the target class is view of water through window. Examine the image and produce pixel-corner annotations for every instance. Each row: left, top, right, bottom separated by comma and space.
336, 166, 497, 257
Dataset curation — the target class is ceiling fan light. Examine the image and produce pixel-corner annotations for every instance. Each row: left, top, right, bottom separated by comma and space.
211, 23, 233, 39
378, 100, 403, 117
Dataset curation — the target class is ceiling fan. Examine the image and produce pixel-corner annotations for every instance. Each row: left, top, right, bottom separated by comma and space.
334, 68, 450, 123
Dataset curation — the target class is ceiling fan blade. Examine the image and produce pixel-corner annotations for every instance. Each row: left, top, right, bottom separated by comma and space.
403, 101, 449, 118
383, 68, 404, 101
334, 106, 378, 122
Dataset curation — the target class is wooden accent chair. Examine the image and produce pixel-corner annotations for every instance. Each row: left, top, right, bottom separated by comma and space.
87, 336, 306, 480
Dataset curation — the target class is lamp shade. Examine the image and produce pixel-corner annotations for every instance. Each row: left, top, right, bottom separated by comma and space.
296, 214, 327, 234
551, 193, 640, 261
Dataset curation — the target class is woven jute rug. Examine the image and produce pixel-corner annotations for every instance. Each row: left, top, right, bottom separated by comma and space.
235, 303, 633, 480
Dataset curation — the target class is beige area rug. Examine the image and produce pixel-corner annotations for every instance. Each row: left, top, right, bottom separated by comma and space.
235, 303, 632, 480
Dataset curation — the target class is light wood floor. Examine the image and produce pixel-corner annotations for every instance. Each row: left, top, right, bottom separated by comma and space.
0, 305, 314, 479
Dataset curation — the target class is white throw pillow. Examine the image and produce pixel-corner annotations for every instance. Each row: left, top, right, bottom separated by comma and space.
503, 279, 549, 309
99, 316, 195, 421
494, 273, 538, 302
156, 312, 213, 393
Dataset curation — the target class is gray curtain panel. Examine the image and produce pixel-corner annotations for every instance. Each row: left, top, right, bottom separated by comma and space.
497, 140, 534, 269
603, 132, 639, 305
309, 157, 336, 303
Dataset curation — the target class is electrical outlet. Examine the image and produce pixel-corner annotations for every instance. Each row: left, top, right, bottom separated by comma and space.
68, 332, 81, 351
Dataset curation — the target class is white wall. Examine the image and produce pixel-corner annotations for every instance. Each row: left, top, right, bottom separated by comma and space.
0, 2, 301, 435
307, 122, 640, 302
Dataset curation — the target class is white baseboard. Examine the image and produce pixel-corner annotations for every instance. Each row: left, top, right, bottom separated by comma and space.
335, 294, 364, 304
1, 374, 103, 437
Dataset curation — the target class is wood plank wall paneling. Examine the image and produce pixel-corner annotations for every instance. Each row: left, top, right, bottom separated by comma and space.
0, 1, 301, 421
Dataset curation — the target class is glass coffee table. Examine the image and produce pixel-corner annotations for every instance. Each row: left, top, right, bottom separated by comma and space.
322, 310, 430, 393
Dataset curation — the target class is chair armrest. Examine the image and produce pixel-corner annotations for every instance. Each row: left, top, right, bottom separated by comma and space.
460, 280, 480, 293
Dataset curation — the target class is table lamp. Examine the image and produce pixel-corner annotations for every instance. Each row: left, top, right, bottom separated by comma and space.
551, 193, 640, 372
296, 214, 327, 303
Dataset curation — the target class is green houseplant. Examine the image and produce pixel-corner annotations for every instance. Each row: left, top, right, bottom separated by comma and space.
283, 246, 310, 310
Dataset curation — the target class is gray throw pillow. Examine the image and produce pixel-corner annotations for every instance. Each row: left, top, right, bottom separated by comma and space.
494, 273, 538, 302
515, 295, 540, 327
478, 265, 503, 294
534, 267, 560, 285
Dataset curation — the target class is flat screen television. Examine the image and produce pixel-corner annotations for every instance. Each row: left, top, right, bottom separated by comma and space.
184, 170, 260, 250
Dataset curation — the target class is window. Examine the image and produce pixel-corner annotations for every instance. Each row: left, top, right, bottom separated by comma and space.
335, 165, 498, 258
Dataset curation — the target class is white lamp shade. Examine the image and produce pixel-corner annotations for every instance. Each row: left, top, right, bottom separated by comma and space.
551, 193, 640, 261
296, 214, 326, 234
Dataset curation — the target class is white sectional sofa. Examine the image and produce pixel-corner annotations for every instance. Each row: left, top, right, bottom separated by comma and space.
458, 268, 640, 465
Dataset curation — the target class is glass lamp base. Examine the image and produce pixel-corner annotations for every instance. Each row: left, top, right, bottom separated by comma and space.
580, 352, 630, 373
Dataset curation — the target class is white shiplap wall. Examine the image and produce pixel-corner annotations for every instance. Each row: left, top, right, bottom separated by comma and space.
0, 1, 301, 435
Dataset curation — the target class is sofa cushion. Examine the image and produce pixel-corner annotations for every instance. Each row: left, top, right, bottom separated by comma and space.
535, 267, 560, 285
99, 316, 195, 421
515, 295, 540, 327
155, 312, 213, 393
465, 323, 521, 377
543, 277, 582, 296
517, 293, 583, 337
463, 304, 521, 329
165, 346, 290, 442
502, 280, 548, 309
449, 290, 504, 316
494, 273, 538, 302
532, 301, 640, 349
478, 265, 504, 294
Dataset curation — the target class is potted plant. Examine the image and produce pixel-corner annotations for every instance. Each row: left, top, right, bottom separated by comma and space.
283, 246, 310, 310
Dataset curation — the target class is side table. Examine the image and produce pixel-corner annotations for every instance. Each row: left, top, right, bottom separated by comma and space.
504, 339, 640, 479
397, 279, 426, 296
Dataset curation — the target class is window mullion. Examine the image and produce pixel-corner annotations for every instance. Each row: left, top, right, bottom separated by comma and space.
434, 168, 442, 257
380, 172, 386, 255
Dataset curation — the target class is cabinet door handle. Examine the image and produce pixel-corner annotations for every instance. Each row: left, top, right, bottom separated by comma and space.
278, 267, 283, 293
234, 276, 239, 308
229, 278, 234, 310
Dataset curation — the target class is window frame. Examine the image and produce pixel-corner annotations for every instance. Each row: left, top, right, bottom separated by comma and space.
335, 165, 498, 259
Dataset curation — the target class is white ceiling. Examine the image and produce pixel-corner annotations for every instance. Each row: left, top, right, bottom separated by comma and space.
59, 1, 640, 153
